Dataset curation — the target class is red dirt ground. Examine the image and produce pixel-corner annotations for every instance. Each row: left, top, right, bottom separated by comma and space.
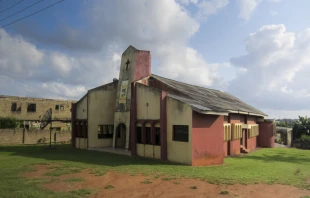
23, 165, 310, 198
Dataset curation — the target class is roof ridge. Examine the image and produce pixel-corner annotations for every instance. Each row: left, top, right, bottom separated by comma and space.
151, 74, 224, 93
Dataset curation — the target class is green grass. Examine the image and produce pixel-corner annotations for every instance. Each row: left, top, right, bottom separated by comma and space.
0, 144, 310, 197
69, 188, 95, 197
190, 186, 198, 189
141, 179, 152, 184
104, 185, 114, 189
220, 190, 229, 195
44, 167, 81, 177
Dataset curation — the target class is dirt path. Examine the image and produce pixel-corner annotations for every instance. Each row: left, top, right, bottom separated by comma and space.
23, 165, 310, 198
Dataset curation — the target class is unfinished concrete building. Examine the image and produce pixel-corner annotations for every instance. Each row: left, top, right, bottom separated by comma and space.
0, 95, 75, 130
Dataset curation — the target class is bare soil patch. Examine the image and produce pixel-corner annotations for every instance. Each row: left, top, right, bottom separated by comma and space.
23, 165, 310, 198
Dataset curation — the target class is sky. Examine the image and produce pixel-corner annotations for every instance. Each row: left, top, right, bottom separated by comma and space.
0, 0, 310, 119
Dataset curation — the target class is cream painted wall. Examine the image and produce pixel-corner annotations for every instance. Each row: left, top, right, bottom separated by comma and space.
136, 143, 161, 159
166, 96, 192, 165
75, 138, 87, 149
76, 95, 87, 120
136, 83, 160, 120
88, 83, 117, 148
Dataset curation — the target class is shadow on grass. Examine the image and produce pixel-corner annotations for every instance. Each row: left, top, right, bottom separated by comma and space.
0, 144, 180, 167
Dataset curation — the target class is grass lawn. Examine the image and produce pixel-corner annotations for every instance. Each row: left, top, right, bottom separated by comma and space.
0, 144, 309, 197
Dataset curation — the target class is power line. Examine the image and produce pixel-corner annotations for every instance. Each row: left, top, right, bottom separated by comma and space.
0, 0, 44, 23
0, 0, 25, 14
0, 0, 66, 29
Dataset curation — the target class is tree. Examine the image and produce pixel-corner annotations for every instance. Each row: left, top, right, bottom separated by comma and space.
292, 116, 310, 140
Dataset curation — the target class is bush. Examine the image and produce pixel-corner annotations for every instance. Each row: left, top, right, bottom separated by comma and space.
0, 117, 21, 129
300, 134, 310, 142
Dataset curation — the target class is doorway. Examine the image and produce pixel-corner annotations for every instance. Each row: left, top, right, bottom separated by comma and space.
115, 123, 126, 149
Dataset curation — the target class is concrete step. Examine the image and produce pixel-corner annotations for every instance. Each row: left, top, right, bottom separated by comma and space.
240, 145, 250, 153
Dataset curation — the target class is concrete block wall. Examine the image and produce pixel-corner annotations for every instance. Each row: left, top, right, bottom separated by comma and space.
0, 129, 71, 145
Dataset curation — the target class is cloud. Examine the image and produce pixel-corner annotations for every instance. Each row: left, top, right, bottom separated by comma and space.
228, 24, 310, 118
1, 0, 223, 99
196, 0, 229, 20
0, 29, 44, 75
237, 0, 282, 21
237, 0, 262, 21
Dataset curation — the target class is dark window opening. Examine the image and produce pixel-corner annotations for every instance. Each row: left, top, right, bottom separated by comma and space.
56, 104, 64, 111
155, 127, 160, 145
11, 103, 16, 111
27, 103, 36, 112
145, 127, 151, 144
136, 126, 142, 143
11, 103, 21, 112
173, 125, 189, 142
98, 125, 114, 139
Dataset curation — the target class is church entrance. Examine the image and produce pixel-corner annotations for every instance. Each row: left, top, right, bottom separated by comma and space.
115, 123, 126, 149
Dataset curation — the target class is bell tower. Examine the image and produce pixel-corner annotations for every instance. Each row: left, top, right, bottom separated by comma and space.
113, 45, 151, 149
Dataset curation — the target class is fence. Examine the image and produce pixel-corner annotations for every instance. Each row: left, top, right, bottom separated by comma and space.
0, 128, 71, 145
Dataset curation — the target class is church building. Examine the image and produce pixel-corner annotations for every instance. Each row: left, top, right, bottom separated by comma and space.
71, 46, 275, 166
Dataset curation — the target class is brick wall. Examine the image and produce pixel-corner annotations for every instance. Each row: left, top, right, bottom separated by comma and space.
0, 129, 71, 145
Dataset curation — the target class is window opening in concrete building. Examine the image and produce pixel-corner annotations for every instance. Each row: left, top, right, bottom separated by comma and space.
11, 103, 21, 112
173, 125, 189, 142
145, 127, 151, 144
55, 105, 59, 110
136, 126, 142, 143
155, 127, 160, 145
98, 125, 114, 138
11, 103, 17, 112
27, 103, 36, 112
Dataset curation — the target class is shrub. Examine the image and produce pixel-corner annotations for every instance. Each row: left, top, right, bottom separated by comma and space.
0, 117, 21, 129
300, 134, 310, 141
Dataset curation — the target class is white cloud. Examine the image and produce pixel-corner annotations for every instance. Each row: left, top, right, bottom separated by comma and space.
237, 0, 282, 21
197, 0, 229, 20
0, 29, 44, 75
237, 0, 262, 21
49, 52, 74, 76
229, 24, 310, 118
177, 0, 199, 5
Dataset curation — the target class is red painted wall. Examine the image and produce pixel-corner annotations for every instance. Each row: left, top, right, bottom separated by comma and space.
246, 115, 257, 151
229, 114, 241, 155
247, 137, 257, 151
134, 51, 151, 81
257, 122, 275, 148
192, 112, 224, 166
223, 141, 228, 157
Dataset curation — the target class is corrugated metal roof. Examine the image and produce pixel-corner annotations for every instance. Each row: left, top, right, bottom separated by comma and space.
152, 74, 266, 116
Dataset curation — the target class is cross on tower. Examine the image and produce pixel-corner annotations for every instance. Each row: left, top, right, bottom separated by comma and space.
125, 59, 130, 71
